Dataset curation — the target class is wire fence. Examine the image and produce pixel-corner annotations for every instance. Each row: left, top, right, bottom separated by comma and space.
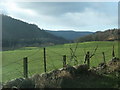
2, 45, 118, 82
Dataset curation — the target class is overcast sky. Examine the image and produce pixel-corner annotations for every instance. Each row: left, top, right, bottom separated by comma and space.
0, 0, 118, 32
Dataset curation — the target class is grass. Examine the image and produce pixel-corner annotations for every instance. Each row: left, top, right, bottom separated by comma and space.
2, 41, 119, 83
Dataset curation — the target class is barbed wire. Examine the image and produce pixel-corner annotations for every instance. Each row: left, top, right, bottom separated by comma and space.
46, 54, 58, 70
15, 68, 24, 77
26, 48, 41, 58
2, 45, 117, 82
47, 48, 64, 56
2, 59, 22, 68
3, 68, 23, 77
2, 48, 42, 68
28, 56, 41, 63
2, 48, 113, 70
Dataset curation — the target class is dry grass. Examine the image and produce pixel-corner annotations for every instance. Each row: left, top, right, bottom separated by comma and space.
107, 57, 120, 72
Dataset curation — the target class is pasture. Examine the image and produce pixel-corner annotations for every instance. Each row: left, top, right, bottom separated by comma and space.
1, 41, 119, 82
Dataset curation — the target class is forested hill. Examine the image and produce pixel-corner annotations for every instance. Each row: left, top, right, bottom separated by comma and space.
2, 15, 68, 50
76, 29, 119, 42
46, 30, 93, 40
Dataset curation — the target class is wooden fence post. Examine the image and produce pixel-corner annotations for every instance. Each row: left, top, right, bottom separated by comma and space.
87, 51, 90, 69
63, 55, 66, 68
102, 52, 106, 63
43, 48, 47, 73
84, 51, 90, 69
23, 57, 28, 78
112, 45, 115, 58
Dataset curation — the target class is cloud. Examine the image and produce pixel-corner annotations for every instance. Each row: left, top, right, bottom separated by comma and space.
0, 2, 118, 31
40, 7, 117, 30
63, 8, 117, 26
0, 2, 38, 23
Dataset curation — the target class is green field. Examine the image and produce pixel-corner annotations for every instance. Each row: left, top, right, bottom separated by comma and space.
1, 41, 119, 83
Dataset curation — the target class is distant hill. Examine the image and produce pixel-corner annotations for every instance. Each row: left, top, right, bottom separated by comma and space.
2, 15, 68, 50
46, 30, 93, 40
76, 29, 119, 42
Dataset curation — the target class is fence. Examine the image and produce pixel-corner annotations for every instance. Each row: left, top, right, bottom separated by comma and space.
2, 45, 118, 82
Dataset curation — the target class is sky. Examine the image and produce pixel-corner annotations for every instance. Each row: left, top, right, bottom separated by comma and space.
0, 0, 119, 32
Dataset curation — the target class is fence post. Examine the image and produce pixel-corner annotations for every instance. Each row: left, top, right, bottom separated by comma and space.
23, 57, 28, 78
63, 55, 66, 68
87, 51, 90, 69
43, 47, 47, 73
112, 45, 115, 58
84, 51, 90, 68
102, 52, 106, 63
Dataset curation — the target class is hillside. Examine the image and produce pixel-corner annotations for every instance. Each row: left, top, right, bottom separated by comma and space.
2, 15, 68, 50
76, 29, 119, 42
46, 30, 93, 40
